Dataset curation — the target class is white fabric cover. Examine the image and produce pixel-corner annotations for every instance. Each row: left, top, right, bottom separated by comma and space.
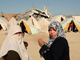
38, 17, 50, 32
72, 16, 80, 23
50, 15, 65, 22
27, 16, 41, 30
0, 17, 10, 30
0, 25, 33, 60
9, 17, 18, 25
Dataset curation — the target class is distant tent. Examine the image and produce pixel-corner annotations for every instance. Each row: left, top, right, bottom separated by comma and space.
27, 16, 41, 30
38, 17, 50, 32
50, 15, 65, 22
72, 16, 80, 23
18, 19, 39, 34
61, 17, 80, 32
0, 17, 10, 30
9, 17, 18, 25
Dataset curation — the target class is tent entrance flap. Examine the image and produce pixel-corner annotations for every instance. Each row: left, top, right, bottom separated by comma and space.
73, 22, 79, 32
64, 22, 70, 31
0, 24, 2, 30
20, 21, 31, 34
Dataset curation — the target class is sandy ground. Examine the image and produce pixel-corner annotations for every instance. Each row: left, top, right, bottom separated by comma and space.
0, 30, 80, 60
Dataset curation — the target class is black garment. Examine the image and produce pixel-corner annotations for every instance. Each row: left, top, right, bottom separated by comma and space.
4, 50, 21, 60
39, 37, 70, 60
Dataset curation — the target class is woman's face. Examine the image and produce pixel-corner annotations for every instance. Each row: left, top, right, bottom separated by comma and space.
15, 32, 22, 35
49, 27, 57, 38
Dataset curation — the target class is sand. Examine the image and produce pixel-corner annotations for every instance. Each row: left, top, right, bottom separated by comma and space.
1, 14, 20, 21
0, 30, 80, 60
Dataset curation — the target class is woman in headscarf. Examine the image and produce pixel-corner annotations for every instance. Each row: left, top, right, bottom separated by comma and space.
38, 21, 70, 60
0, 25, 33, 60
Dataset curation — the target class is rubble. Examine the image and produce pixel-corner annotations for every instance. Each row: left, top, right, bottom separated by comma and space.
16, 8, 52, 21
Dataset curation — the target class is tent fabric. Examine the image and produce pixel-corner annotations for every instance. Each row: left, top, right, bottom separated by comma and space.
38, 17, 50, 32
0, 17, 10, 30
9, 17, 18, 25
19, 21, 31, 34
50, 15, 65, 22
61, 17, 80, 32
27, 16, 41, 30
18, 19, 39, 34
72, 16, 80, 23
23, 21, 31, 34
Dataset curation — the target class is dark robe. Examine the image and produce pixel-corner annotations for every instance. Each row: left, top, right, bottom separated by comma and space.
4, 50, 21, 60
39, 37, 70, 60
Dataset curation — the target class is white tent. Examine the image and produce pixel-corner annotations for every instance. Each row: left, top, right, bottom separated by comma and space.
27, 16, 41, 30
0, 17, 10, 30
72, 16, 80, 23
9, 17, 18, 25
50, 15, 65, 22
38, 17, 50, 32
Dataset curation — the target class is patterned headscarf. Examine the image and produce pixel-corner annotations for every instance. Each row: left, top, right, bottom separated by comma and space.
47, 21, 66, 47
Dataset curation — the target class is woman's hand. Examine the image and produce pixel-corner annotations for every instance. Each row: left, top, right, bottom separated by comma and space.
38, 38, 45, 47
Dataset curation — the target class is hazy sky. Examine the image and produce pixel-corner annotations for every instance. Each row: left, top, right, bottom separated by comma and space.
0, 0, 80, 16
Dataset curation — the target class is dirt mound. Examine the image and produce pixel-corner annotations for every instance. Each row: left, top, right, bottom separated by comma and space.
2, 14, 20, 21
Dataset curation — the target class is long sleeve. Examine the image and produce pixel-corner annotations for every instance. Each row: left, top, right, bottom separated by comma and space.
50, 37, 70, 60
4, 50, 21, 60
39, 45, 52, 60
39, 37, 70, 60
